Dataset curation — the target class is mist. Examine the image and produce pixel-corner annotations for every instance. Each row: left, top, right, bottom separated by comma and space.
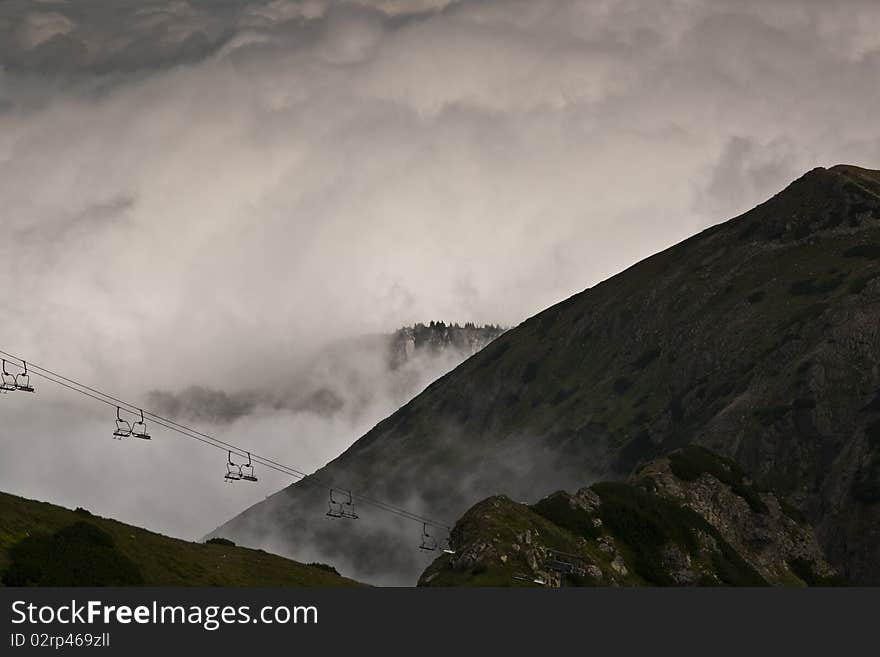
2, 0, 880, 567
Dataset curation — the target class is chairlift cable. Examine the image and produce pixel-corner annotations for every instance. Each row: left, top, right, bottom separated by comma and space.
27, 368, 442, 526
0, 349, 451, 530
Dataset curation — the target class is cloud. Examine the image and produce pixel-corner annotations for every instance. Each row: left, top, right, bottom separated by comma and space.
17, 11, 76, 48
1, 0, 880, 552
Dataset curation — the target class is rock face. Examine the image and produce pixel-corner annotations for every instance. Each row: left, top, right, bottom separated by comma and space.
419, 447, 837, 587
212, 165, 880, 585
389, 323, 505, 370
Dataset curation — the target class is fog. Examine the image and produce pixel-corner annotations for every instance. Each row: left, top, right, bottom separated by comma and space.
1, 0, 880, 554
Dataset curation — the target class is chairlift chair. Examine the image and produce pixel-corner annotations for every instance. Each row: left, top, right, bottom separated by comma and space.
442, 535, 456, 555
131, 409, 151, 440
326, 489, 344, 518
240, 452, 258, 482
113, 406, 132, 439
340, 490, 358, 519
1, 360, 17, 392
327, 489, 358, 519
419, 523, 438, 551
14, 361, 34, 393
224, 451, 242, 483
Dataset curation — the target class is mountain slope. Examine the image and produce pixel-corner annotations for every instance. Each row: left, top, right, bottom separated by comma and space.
419, 447, 837, 587
212, 165, 880, 585
0, 491, 361, 586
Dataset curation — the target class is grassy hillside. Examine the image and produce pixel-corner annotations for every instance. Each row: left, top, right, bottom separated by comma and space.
0, 491, 361, 586
420, 447, 839, 587
213, 165, 880, 586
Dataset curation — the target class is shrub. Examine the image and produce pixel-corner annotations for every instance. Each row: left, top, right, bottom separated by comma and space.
532, 494, 601, 540
592, 482, 700, 585
789, 276, 844, 296
711, 543, 768, 586
592, 481, 768, 587
613, 377, 633, 394
849, 273, 878, 294
631, 348, 661, 370
852, 425, 880, 505
787, 558, 844, 586
747, 290, 765, 304
851, 477, 880, 504
551, 388, 572, 406
308, 562, 340, 576
205, 537, 236, 547
843, 244, 880, 260
754, 405, 790, 426
778, 498, 809, 526
865, 420, 880, 449
2, 522, 143, 586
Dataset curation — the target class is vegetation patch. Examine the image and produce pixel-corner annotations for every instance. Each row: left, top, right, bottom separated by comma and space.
754, 405, 790, 426
308, 562, 341, 576
788, 275, 845, 296
778, 498, 809, 526
592, 481, 767, 586
853, 421, 880, 505
787, 558, 843, 586
631, 348, 661, 370
668, 446, 768, 514
849, 273, 879, 294
551, 388, 573, 406
521, 362, 539, 384
531, 493, 601, 540
843, 244, 880, 260
613, 377, 633, 395
781, 302, 828, 330
866, 420, 880, 449
205, 537, 235, 547
477, 341, 509, 369
592, 482, 695, 585
0, 491, 361, 587
746, 290, 766, 304
2, 522, 144, 586
711, 542, 768, 586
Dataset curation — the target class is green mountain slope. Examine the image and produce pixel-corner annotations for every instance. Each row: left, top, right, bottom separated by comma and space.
0, 491, 361, 586
419, 447, 838, 587
213, 165, 880, 585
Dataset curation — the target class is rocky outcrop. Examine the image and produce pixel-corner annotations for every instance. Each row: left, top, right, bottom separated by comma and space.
419, 447, 836, 587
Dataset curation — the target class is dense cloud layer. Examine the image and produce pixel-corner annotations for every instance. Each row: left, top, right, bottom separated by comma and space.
2, 0, 880, 550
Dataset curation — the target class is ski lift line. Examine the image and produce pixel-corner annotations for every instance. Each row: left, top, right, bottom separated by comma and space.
5, 351, 452, 528
0, 351, 263, 463
27, 370, 312, 479
4, 351, 451, 530
25, 370, 260, 456
9, 357, 437, 524
30, 369, 446, 528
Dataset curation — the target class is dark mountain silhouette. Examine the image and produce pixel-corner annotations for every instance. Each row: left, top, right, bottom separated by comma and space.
211, 165, 880, 585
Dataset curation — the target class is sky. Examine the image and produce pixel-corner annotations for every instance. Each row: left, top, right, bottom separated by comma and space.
1, 0, 880, 544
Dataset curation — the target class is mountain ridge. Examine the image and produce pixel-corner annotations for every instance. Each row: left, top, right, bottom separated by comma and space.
418, 447, 837, 587
0, 491, 361, 587
212, 164, 880, 585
